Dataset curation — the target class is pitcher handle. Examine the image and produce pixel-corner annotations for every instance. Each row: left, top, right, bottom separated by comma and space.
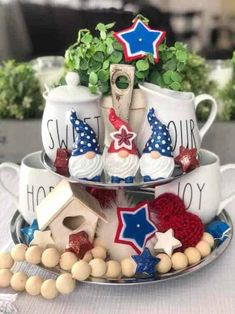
0, 162, 20, 201
218, 164, 235, 214
194, 94, 218, 140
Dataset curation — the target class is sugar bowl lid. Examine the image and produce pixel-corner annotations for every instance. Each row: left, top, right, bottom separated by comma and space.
44, 72, 100, 103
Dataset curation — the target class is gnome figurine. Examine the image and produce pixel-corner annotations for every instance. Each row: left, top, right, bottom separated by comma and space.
104, 108, 139, 183
139, 108, 175, 181
69, 110, 103, 181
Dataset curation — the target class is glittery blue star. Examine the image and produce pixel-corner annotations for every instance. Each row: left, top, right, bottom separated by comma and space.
205, 220, 231, 243
21, 219, 39, 245
114, 19, 165, 62
132, 248, 160, 277
115, 203, 157, 254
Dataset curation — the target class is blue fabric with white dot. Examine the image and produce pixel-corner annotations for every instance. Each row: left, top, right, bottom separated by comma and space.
70, 110, 101, 156
143, 108, 173, 157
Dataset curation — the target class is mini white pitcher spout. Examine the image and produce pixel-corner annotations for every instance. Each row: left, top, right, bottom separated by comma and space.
137, 82, 217, 157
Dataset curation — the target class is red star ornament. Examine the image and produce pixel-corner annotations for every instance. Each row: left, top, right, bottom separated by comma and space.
66, 231, 93, 259
110, 125, 136, 150
174, 146, 199, 173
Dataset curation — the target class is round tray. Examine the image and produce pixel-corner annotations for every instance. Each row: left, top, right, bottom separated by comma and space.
10, 209, 233, 286
41, 151, 186, 189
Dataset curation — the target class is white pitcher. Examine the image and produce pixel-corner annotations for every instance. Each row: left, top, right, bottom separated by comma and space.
137, 83, 217, 156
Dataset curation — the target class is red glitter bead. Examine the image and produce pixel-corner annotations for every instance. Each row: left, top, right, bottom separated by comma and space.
66, 231, 93, 259
157, 212, 204, 250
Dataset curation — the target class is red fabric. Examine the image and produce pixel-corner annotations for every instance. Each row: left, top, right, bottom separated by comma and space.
86, 187, 116, 208
157, 212, 204, 250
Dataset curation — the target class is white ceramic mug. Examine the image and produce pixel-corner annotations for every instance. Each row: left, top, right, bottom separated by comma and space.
137, 83, 217, 156
0, 151, 61, 224
155, 149, 235, 223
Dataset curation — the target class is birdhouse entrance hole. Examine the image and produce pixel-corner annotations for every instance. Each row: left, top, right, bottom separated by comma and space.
63, 216, 85, 231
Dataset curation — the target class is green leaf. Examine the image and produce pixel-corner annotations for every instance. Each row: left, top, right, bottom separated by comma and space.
176, 50, 188, 62
106, 44, 114, 55
113, 41, 123, 51
163, 71, 173, 84
98, 69, 109, 82
136, 59, 149, 71
163, 58, 177, 71
89, 83, 97, 94
95, 23, 106, 32
105, 22, 115, 30
148, 54, 155, 65
102, 60, 110, 70
170, 71, 182, 83
93, 51, 104, 63
110, 51, 123, 63
170, 81, 181, 91
81, 33, 93, 44
177, 62, 186, 72
99, 81, 109, 94
89, 72, 98, 85
135, 70, 148, 79
79, 59, 88, 70
100, 30, 106, 40
89, 59, 102, 72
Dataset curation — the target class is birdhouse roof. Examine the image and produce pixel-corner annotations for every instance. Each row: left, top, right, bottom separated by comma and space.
36, 180, 107, 230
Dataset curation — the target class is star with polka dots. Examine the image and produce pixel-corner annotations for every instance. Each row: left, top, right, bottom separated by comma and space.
114, 203, 157, 254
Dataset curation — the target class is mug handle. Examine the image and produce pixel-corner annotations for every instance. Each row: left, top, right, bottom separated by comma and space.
218, 164, 235, 214
194, 94, 218, 140
0, 162, 20, 201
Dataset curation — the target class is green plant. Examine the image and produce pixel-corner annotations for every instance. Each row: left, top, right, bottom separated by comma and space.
65, 19, 201, 95
0, 60, 43, 119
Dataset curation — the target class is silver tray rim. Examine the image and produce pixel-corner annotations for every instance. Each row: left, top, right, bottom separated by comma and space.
41, 151, 190, 190
10, 209, 233, 286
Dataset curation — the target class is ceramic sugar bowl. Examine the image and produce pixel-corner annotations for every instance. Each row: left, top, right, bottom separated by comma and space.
41, 72, 104, 162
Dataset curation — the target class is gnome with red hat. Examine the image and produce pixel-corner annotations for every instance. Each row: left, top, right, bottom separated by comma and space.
104, 108, 139, 183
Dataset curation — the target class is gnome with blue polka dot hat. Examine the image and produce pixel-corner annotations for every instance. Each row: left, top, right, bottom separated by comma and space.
139, 108, 175, 181
69, 110, 103, 181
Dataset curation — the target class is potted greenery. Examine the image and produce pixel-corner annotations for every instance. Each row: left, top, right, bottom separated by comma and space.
0, 60, 43, 162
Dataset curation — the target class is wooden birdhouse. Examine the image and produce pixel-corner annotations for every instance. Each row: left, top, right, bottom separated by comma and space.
36, 180, 107, 250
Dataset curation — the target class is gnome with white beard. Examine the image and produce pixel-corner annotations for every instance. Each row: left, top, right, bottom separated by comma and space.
69, 110, 103, 181
139, 108, 175, 181
104, 108, 139, 183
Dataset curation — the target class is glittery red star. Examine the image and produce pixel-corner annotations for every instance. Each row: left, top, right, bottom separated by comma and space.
110, 125, 136, 150
174, 146, 199, 173
54, 148, 70, 176
66, 231, 93, 259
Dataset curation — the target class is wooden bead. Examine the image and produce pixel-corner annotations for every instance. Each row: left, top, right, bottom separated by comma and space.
56, 273, 76, 294
93, 238, 106, 248
0, 269, 13, 287
83, 251, 93, 262
59, 252, 78, 271
41, 279, 59, 300
89, 258, 107, 277
202, 232, 214, 248
184, 247, 201, 265
41, 248, 60, 268
25, 246, 43, 264
11, 272, 28, 291
72, 260, 91, 281
0, 252, 14, 269
196, 240, 211, 258
121, 258, 136, 278
25, 276, 43, 296
91, 246, 107, 260
105, 260, 122, 279
156, 253, 172, 274
171, 252, 188, 271
11, 244, 28, 262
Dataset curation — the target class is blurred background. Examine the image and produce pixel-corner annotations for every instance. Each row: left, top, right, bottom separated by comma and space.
1, 0, 235, 61
0, 0, 235, 163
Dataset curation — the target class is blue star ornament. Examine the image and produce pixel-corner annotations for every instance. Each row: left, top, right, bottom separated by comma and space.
21, 219, 39, 245
205, 220, 231, 243
132, 248, 160, 277
114, 18, 166, 62
115, 203, 157, 254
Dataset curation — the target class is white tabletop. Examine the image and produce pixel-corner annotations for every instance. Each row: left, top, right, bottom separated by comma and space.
0, 167, 235, 314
